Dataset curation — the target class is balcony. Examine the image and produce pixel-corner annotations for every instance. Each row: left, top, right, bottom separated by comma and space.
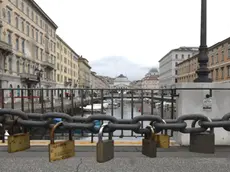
0, 40, 12, 55
42, 59, 55, 69
20, 72, 38, 83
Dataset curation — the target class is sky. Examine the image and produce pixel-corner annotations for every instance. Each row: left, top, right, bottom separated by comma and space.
35, 0, 230, 80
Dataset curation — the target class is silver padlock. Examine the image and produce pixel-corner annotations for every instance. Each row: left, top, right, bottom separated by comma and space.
96, 123, 114, 163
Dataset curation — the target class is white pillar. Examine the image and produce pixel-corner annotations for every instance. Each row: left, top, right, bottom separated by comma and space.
175, 83, 230, 145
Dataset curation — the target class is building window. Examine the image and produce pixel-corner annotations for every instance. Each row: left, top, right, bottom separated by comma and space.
35, 46, 38, 59
21, 20, 24, 32
26, 7, 29, 16
26, 25, 30, 36
40, 49, 43, 61
16, 37, 19, 50
221, 67, 224, 79
188, 54, 190, 58
9, 58, 12, 72
22, 39, 25, 53
228, 66, 230, 77
32, 28, 34, 38
40, 19, 42, 27
228, 49, 230, 58
31, 11, 34, 21
16, 60, 20, 74
7, 10, 11, 24
21, 2, 24, 12
7, 31, 12, 45
222, 51, 224, 61
15, 17, 19, 28
216, 53, 219, 63
36, 15, 38, 24
40, 33, 43, 44
36, 30, 38, 41
215, 69, 219, 80
175, 54, 178, 59
0, 27, 2, 41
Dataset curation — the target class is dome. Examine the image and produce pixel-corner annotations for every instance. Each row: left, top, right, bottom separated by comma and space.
149, 68, 158, 73
145, 67, 159, 77
114, 74, 129, 83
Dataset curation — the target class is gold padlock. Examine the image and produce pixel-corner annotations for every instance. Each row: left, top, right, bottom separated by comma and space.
157, 130, 170, 149
49, 121, 75, 162
8, 119, 30, 153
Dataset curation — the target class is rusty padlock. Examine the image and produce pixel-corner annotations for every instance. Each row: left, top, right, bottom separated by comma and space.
96, 123, 114, 163
8, 118, 30, 153
142, 125, 157, 158
49, 121, 75, 162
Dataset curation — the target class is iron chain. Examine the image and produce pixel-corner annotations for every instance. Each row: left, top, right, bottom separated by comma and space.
1, 109, 230, 134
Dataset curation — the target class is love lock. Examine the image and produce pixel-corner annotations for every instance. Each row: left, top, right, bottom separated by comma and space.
157, 129, 170, 149
189, 119, 215, 154
8, 119, 30, 153
142, 125, 157, 158
49, 121, 75, 162
96, 123, 114, 163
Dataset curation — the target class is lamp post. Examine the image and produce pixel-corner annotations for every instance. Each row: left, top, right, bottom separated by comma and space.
35, 68, 43, 103
194, 0, 212, 82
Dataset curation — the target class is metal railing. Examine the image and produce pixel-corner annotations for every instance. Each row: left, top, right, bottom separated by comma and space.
0, 87, 228, 141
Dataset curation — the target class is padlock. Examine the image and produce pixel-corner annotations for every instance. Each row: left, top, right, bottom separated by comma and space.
189, 128, 215, 154
96, 123, 114, 163
157, 130, 170, 149
8, 119, 30, 153
49, 121, 75, 162
142, 125, 157, 158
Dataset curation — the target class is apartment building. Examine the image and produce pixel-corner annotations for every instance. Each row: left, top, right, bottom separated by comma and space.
0, 0, 58, 100
158, 47, 198, 88
78, 56, 91, 89
56, 35, 79, 91
176, 37, 230, 83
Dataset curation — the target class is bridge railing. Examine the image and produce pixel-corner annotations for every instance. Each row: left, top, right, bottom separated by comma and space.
0, 88, 176, 140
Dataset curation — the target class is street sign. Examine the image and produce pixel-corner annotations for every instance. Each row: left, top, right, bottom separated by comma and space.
203, 97, 212, 111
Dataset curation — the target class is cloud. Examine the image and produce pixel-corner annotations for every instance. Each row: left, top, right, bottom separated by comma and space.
90, 56, 155, 81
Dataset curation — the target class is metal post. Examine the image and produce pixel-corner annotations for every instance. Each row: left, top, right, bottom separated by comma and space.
194, 0, 212, 82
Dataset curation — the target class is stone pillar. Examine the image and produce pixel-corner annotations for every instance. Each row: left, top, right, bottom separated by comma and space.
174, 83, 230, 145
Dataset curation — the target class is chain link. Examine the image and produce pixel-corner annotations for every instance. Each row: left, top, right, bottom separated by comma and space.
1, 109, 230, 134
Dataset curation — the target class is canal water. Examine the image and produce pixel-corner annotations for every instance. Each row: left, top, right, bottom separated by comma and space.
78, 102, 161, 141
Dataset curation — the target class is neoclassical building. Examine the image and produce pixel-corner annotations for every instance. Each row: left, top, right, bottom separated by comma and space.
142, 68, 159, 93
113, 74, 130, 89
0, 0, 58, 101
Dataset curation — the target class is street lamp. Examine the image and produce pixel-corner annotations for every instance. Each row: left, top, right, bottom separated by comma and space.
35, 68, 43, 103
194, 0, 212, 82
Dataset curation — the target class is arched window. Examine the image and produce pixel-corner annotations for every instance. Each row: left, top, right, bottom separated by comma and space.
22, 62, 25, 73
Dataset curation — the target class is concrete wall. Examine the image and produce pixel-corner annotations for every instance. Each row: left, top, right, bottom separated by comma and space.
175, 83, 230, 145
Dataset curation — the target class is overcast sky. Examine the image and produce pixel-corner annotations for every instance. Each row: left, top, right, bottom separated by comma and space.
35, 0, 230, 80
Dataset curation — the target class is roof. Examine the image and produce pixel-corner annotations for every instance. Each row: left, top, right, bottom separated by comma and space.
117, 74, 127, 78
176, 36, 230, 67
56, 35, 80, 57
30, 0, 58, 29
158, 47, 199, 62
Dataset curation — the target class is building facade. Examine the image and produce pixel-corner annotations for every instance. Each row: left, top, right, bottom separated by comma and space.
158, 47, 198, 88
0, 0, 58, 101
177, 37, 230, 83
78, 56, 91, 89
113, 74, 130, 89
142, 68, 159, 92
56, 35, 79, 89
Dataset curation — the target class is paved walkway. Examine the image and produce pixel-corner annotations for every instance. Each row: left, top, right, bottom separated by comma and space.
0, 146, 230, 172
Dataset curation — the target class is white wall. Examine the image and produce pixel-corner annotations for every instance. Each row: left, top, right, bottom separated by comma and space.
175, 83, 230, 145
